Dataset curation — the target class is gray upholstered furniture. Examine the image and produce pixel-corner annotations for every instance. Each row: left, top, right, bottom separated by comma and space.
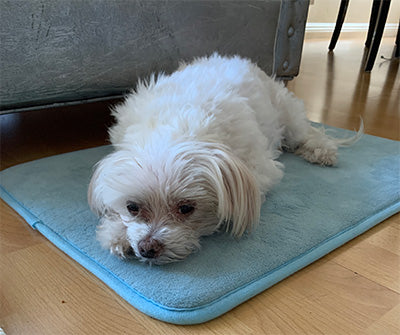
0, 0, 309, 113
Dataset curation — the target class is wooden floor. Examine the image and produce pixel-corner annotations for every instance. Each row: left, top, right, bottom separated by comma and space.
1, 36, 399, 334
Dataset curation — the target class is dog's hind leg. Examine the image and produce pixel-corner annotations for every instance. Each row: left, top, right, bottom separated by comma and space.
294, 126, 340, 166
271, 86, 336, 164
274, 83, 362, 166
294, 120, 363, 166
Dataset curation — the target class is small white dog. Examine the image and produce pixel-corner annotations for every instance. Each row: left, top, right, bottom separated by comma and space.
88, 54, 361, 264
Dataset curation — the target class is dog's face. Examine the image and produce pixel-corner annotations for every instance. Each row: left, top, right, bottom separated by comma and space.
88, 141, 260, 264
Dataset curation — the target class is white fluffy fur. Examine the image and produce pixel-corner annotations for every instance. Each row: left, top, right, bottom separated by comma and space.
88, 54, 362, 264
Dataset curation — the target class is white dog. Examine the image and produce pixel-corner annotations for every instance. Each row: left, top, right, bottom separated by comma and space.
88, 54, 361, 264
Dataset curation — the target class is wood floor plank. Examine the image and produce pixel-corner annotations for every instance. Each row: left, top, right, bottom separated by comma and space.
331, 241, 400, 294
241, 280, 361, 334
222, 257, 400, 334
286, 261, 400, 329
0, 243, 150, 335
326, 215, 400, 293
0, 200, 43, 255
359, 216, 400, 255
365, 304, 400, 335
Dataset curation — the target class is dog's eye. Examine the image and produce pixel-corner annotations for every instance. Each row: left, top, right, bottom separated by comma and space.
127, 202, 140, 216
178, 204, 195, 215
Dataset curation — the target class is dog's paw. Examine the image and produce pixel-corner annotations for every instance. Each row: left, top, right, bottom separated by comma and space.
109, 240, 134, 259
296, 142, 337, 166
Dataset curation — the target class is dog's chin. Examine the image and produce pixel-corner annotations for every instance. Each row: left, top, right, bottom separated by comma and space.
133, 243, 201, 265
136, 252, 190, 265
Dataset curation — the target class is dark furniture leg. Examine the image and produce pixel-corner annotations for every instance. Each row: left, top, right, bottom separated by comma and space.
328, 0, 350, 51
365, 0, 381, 48
365, 0, 391, 72
395, 20, 400, 58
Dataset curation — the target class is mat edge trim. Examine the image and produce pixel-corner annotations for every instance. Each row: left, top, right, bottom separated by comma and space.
1, 184, 399, 324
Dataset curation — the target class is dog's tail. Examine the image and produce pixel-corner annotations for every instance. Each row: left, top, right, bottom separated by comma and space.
332, 117, 364, 147
316, 117, 364, 147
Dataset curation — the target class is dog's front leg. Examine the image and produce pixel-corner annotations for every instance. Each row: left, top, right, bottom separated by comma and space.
96, 217, 133, 258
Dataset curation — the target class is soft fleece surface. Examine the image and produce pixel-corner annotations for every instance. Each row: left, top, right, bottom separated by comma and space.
1, 125, 399, 325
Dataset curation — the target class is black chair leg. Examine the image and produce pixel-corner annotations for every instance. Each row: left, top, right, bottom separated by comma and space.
328, 0, 350, 51
395, 20, 400, 58
365, 0, 381, 48
365, 0, 391, 72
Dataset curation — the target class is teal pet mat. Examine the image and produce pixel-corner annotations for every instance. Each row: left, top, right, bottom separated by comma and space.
1, 125, 399, 325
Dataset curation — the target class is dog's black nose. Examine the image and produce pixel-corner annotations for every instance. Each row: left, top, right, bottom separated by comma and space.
138, 238, 164, 259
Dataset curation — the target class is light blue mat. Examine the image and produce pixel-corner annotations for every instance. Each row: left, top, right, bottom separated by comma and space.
1, 126, 399, 325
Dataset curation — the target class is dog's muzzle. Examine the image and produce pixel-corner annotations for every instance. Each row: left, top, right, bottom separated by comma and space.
138, 237, 164, 259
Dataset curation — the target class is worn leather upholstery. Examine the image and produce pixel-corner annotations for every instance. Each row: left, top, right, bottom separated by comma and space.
0, 0, 309, 112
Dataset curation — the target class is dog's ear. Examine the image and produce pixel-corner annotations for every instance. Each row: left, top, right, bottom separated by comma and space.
193, 143, 261, 237
88, 155, 111, 217
88, 150, 132, 217
214, 147, 261, 237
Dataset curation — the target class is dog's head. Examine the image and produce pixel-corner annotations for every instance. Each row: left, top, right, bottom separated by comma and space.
88, 141, 260, 264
